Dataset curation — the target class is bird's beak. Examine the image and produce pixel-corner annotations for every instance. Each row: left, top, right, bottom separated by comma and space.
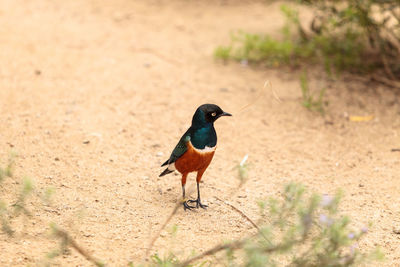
220, 111, 232, 117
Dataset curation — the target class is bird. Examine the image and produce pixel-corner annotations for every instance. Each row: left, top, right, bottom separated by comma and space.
159, 104, 232, 210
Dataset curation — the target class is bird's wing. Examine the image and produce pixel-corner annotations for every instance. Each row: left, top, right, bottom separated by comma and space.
161, 129, 191, 166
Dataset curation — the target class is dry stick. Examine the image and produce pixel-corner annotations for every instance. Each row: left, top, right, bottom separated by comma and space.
237, 80, 280, 114
178, 239, 247, 267
383, 27, 400, 54
144, 185, 196, 259
179, 236, 303, 267
148, 79, 278, 262
371, 74, 400, 89
214, 196, 272, 245
53, 226, 103, 267
135, 47, 182, 66
145, 200, 181, 258
381, 53, 396, 81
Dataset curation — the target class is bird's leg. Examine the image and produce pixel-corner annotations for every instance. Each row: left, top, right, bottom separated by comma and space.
181, 173, 194, 211
187, 171, 208, 209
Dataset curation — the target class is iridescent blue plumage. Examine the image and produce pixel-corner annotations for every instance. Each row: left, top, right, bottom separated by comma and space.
160, 104, 229, 167
159, 104, 232, 210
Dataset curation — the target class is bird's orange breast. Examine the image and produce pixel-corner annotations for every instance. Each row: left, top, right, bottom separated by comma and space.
175, 141, 215, 174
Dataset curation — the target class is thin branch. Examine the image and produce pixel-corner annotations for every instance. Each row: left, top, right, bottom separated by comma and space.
145, 200, 181, 258
178, 239, 247, 267
134, 48, 182, 66
371, 74, 400, 88
52, 226, 104, 267
382, 27, 400, 54
179, 236, 304, 267
390, 9, 400, 24
214, 196, 272, 245
381, 53, 396, 80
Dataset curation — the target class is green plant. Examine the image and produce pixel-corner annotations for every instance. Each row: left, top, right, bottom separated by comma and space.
180, 183, 383, 267
215, 31, 299, 66
0, 154, 34, 237
215, 1, 400, 84
0, 155, 383, 267
301, 0, 400, 79
0, 155, 104, 266
214, 46, 232, 61
151, 253, 180, 267
300, 71, 326, 114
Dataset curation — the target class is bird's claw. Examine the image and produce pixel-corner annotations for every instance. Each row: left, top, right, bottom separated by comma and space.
183, 200, 196, 211
187, 199, 208, 209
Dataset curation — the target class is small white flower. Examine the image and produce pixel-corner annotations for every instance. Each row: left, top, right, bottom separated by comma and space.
319, 214, 334, 226
348, 232, 355, 239
321, 194, 334, 207
240, 154, 248, 167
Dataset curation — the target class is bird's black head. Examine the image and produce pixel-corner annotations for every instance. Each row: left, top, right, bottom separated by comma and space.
192, 104, 232, 127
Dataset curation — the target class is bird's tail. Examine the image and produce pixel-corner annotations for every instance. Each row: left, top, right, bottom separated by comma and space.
159, 168, 174, 177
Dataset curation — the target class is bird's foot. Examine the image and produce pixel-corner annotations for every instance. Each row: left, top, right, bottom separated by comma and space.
187, 198, 208, 209
183, 200, 196, 211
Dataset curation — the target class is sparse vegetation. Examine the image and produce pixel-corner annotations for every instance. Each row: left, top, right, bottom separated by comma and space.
0, 153, 31, 237
0, 156, 383, 266
172, 183, 383, 267
300, 71, 327, 114
0, 155, 104, 266
215, 1, 400, 86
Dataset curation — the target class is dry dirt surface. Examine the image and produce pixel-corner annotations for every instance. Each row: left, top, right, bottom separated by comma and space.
0, 0, 400, 266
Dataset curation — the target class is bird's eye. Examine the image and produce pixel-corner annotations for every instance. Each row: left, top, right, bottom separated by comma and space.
211, 112, 217, 117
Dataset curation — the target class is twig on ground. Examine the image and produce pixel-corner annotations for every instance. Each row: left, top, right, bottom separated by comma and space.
371, 74, 400, 89
179, 236, 304, 267
178, 239, 247, 267
52, 225, 104, 267
145, 201, 181, 258
214, 196, 272, 245
381, 54, 396, 80
135, 48, 182, 66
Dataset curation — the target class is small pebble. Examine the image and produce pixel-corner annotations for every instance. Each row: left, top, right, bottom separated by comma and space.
156, 152, 164, 157
83, 140, 90, 144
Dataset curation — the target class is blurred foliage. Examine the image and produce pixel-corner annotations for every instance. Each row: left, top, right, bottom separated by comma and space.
0, 153, 32, 237
0, 157, 383, 266
300, 71, 327, 114
215, 0, 400, 82
153, 184, 382, 267
0, 155, 105, 266
237, 183, 384, 266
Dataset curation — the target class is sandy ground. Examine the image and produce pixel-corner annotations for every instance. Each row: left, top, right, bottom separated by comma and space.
0, 0, 399, 266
